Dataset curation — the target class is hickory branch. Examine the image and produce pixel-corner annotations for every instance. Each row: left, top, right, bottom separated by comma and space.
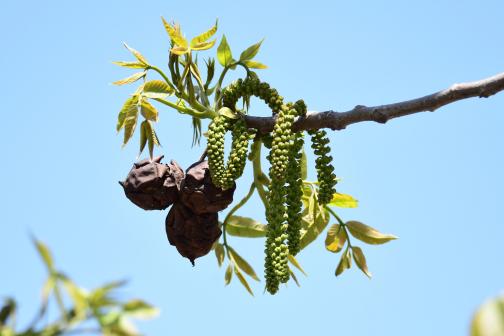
244, 72, 504, 133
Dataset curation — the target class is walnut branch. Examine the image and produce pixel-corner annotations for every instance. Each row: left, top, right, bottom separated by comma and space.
244, 72, 504, 133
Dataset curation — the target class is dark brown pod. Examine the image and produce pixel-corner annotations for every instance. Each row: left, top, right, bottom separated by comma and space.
120, 156, 184, 210
165, 202, 221, 265
180, 160, 235, 214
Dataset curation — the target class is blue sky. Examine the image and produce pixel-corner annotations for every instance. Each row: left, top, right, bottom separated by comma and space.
1, 0, 503, 335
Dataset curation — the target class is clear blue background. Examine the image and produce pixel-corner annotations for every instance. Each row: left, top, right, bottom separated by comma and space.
1, 0, 503, 335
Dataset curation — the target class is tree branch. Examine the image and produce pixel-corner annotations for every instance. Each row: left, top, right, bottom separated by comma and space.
244, 72, 504, 133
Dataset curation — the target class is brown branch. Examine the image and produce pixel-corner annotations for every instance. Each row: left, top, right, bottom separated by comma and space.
244, 72, 504, 133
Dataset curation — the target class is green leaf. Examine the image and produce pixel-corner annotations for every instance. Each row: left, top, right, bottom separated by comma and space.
228, 247, 260, 281
288, 254, 307, 276
112, 61, 146, 69
325, 224, 347, 253
214, 243, 225, 267
239, 39, 263, 61
113, 71, 146, 86
170, 46, 189, 56
217, 35, 233, 67
123, 43, 149, 65
300, 149, 307, 180
0, 298, 16, 327
233, 266, 254, 296
352, 246, 372, 278
218, 107, 238, 119
60, 276, 88, 320
243, 60, 267, 69
226, 216, 267, 238
161, 18, 188, 48
140, 99, 158, 121
191, 20, 218, 47
142, 80, 173, 98
335, 248, 352, 276
191, 40, 216, 51
123, 299, 159, 320
299, 206, 330, 250
143, 120, 158, 159
328, 193, 358, 208
289, 270, 301, 287
139, 121, 148, 156
32, 238, 55, 273
346, 221, 398, 245
224, 264, 233, 285
122, 96, 140, 146
471, 295, 504, 336
117, 96, 138, 132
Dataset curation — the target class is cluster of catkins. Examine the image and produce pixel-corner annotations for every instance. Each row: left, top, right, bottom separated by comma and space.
120, 156, 235, 265
206, 77, 337, 294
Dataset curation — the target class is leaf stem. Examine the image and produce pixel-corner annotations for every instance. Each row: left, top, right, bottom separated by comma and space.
326, 207, 353, 248
251, 140, 268, 205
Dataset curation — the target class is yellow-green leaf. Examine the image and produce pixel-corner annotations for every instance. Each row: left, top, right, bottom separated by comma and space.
143, 121, 158, 159
140, 99, 158, 121
112, 71, 146, 86
142, 80, 173, 98
289, 270, 301, 287
328, 193, 358, 208
300, 149, 307, 180
32, 238, 54, 272
123, 299, 159, 319
325, 224, 347, 253
60, 276, 88, 320
299, 206, 330, 250
226, 216, 266, 238
161, 18, 188, 48
239, 39, 263, 61
243, 60, 267, 69
217, 35, 233, 67
224, 264, 233, 285
191, 40, 216, 51
233, 266, 254, 296
288, 254, 307, 276
471, 295, 504, 336
112, 61, 146, 69
214, 243, 225, 267
335, 248, 352, 276
170, 46, 189, 56
218, 107, 239, 119
117, 96, 138, 132
352, 246, 372, 278
228, 247, 259, 281
123, 43, 148, 65
139, 121, 148, 156
190, 20, 218, 47
122, 96, 140, 146
346, 221, 398, 245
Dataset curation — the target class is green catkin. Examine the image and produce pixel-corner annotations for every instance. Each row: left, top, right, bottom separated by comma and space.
308, 129, 337, 205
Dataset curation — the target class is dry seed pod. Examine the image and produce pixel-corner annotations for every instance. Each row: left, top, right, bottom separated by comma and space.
180, 160, 235, 214
165, 202, 221, 265
120, 155, 184, 210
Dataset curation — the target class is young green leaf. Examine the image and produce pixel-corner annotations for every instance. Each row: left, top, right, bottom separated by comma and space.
60, 276, 88, 320
117, 96, 138, 132
234, 266, 254, 296
191, 40, 216, 51
170, 46, 189, 56
123, 43, 149, 65
190, 20, 218, 47
226, 216, 267, 238
142, 80, 173, 98
289, 270, 301, 287
161, 18, 188, 48
217, 35, 233, 67
139, 121, 148, 156
243, 60, 267, 69
214, 243, 225, 267
300, 149, 308, 180
288, 254, 307, 276
299, 206, 330, 250
239, 39, 263, 61
218, 107, 239, 119
325, 224, 347, 253
112, 71, 146, 86
112, 61, 146, 69
335, 248, 352, 276
32, 238, 55, 273
140, 99, 158, 121
470, 295, 504, 336
228, 247, 260, 281
328, 193, 358, 208
122, 96, 140, 146
346, 221, 398, 245
224, 264, 233, 285
123, 299, 159, 319
352, 246, 372, 278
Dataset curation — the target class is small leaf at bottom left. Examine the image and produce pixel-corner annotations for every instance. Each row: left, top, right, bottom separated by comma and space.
224, 264, 233, 285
